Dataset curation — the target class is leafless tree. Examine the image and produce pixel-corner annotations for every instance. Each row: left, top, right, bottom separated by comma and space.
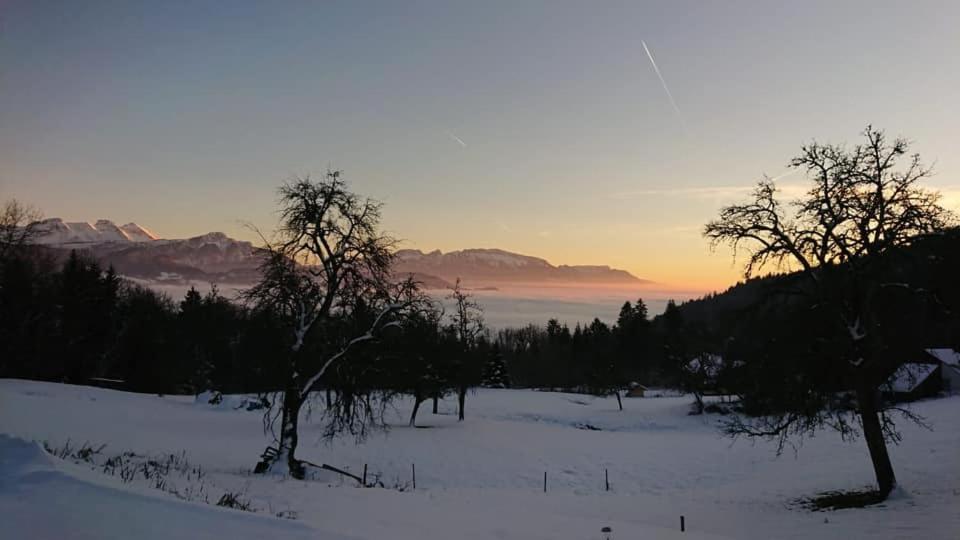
0, 199, 42, 261
447, 278, 485, 421
704, 126, 954, 498
244, 172, 424, 478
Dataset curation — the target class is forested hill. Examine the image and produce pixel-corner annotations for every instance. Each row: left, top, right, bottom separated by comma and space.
660, 227, 960, 345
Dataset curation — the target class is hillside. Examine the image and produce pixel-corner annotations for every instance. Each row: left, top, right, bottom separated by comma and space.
662, 228, 960, 345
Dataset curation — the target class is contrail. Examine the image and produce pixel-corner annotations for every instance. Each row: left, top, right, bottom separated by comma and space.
769, 169, 798, 182
446, 131, 467, 148
641, 40, 686, 133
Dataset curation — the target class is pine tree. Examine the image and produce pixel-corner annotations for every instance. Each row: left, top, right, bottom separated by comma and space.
482, 344, 509, 388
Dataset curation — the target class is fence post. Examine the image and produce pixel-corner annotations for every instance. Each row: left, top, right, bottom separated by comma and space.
362, 463, 367, 486
605, 468, 609, 491
681, 515, 685, 532
543, 470, 547, 493
412, 463, 416, 489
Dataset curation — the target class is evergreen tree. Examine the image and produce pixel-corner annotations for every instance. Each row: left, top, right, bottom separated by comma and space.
482, 343, 509, 388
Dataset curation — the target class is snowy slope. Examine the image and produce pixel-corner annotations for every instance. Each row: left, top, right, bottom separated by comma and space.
0, 435, 321, 540
120, 222, 160, 242
1, 381, 957, 539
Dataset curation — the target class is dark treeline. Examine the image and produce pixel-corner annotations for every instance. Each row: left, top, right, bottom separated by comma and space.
5, 233, 959, 404
4, 233, 959, 406
0, 247, 501, 406
0, 248, 286, 394
496, 301, 656, 403
501, 228, 960, 408
0, 240, 691, 410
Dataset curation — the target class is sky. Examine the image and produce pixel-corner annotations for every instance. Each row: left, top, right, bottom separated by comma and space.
2, 1, 960, 292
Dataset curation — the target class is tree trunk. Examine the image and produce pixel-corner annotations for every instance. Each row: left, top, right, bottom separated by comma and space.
259, 384, 305, 479
432, 396, 439, 414
856, 383, 896, 498
614, 391, 623, 411
457, 386, 466, 421
410, 396, 423, 427
692, 393, 704, 414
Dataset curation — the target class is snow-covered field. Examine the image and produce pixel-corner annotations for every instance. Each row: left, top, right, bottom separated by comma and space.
1, 380, 957, 540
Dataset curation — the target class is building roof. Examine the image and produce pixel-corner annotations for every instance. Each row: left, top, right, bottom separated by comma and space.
884, 363, 938, 394
926, 348, 960, 368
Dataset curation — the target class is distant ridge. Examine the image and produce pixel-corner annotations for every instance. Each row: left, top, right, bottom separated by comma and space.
394, 248, 647, 286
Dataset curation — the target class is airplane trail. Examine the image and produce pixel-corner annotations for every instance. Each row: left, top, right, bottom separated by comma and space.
768, 169, 798, 182
446, 131, 467, 148
641, 40, 687, 133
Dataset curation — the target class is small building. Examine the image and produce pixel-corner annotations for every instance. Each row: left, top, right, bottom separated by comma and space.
625, 382, 648, 398
924, 348, 960, 393
882, 363, 942, 402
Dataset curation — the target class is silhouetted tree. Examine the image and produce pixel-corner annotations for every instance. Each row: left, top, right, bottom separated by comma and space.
704, 126, 955, 499
58, 252, 120, 383
447, 278, 485, 420
245, 172, 422, 478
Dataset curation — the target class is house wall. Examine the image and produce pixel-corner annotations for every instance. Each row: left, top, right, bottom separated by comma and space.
913, 366, 943, 400
942, 365, 960, 394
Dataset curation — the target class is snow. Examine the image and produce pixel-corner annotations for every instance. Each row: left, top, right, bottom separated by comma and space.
1, 380, 958, 539
884, 363, 938, 393
94, 219, 133, 242
0, 435, 319, 540
64, 221, 103, 243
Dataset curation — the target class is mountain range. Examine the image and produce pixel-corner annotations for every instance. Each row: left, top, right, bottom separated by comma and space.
30, 219, 647, 289
33, 219, 262, 284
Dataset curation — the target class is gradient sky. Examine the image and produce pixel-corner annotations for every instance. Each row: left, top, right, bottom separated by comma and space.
2, 1, 959, 291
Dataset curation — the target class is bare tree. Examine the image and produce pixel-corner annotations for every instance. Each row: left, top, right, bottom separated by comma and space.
704, 126, 954, 499
447, 278, 485, 421
0, 199, 42, 261
245, 172, 421, 478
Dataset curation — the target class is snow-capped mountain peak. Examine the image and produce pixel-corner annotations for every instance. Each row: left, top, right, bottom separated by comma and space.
32, 218, 160, 245
94, 220, 133, 243
120, 223, 159, 242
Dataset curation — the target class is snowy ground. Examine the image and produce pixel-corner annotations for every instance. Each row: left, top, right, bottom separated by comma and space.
1, 380, 958, 539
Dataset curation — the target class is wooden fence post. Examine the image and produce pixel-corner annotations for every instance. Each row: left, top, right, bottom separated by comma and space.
362, 463, 367, 486
412, 463, 416, 489
605, 468, 609, 491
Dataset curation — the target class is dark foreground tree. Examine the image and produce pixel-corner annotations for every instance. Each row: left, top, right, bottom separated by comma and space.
245, 172, 423, 478
704, 126, 954, 500
0, 199, 41, 261
447, 278, 485, 421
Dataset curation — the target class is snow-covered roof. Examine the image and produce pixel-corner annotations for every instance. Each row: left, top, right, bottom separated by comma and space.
884, 363, 938, 394
926, 348, 960, 368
